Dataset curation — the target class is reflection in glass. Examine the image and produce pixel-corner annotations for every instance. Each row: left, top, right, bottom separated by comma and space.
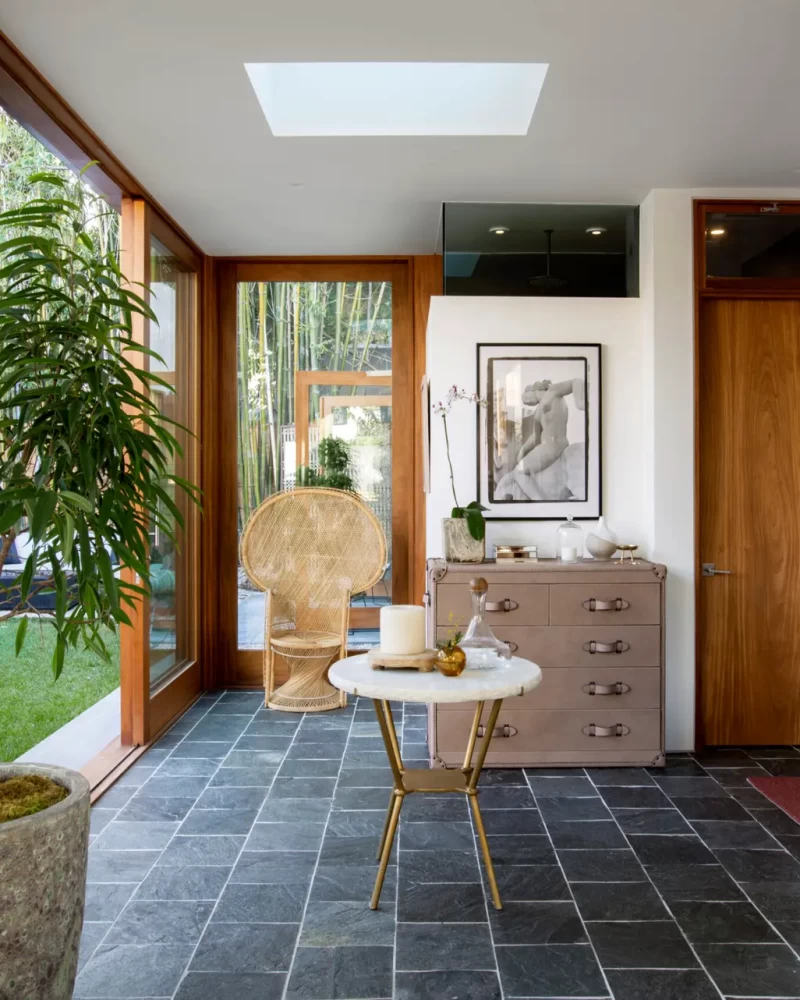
705, 212, 800, 279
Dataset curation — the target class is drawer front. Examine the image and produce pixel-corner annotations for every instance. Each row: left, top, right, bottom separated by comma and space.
437, 625, 661, 669
435, 708, 661, 753
436, 583, 549, 628
550, 584, 661, 626
436, 666, 661, 712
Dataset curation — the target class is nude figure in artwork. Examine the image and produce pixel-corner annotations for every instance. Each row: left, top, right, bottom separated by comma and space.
494, 377, 587, 502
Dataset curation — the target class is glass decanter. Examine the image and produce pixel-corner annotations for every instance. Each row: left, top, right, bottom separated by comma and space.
460, 577, 512, 670
557, 515, 583, 563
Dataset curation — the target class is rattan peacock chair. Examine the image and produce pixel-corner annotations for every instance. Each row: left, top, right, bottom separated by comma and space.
240, 488, 388, 712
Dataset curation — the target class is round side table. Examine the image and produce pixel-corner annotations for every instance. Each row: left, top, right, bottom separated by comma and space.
328, 654, 542, 911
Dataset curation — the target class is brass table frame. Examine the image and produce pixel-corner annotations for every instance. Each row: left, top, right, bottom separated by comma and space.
370, 697, 505, 911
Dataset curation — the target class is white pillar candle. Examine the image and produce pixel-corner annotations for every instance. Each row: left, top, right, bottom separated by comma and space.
380, 605, 427, 655
560, 546, 578, 563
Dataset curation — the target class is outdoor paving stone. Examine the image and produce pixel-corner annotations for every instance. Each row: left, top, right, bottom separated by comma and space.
670, 900, 780, 943
179, 808, 259, 835
300, 900, 395, 947
156, 834, 245, 866
104, 900, 212, 945
73, 943, 195, 998
527, 775, 599, 797
86, 850, 161, 883
245, 820, 325, 851
690, 819, 781, 849
396, 922, 495, 971
397, 879, 485, 922
89, 809, 117, 835
647, 864, 745, 902
196, 785, 268, 810
94, 819, 179, 851
134, 864, 231, 901
496, 943, 606, 997
613, 808, 693, 834
213, 882, 307, 923
537, 796, 611, 822
310, 864, 397, 903
285, 945, 393, 1000
480, 807, 545, 834
598, 785, 672, 809
190, 922, 298, 973
713, 848, 800, 882
572, 880, 669, 921
605, 969, 720, 1000
269, 776, 337, 798
587, 920, 698, 968
230, 850, 317, 885
399, 819, 473, 850
114, 765, 157, 787
558, 848, 646, 882
628, 833, 717, 865
489, 900, 586, 945
491, 863, 571, 901
93, 785, 136, 810
395, 970, 501, 1000
257, 797, 332, 822
545, 819, 628, 849
209, 765, 278, 787
696, 943, 800, 996
115, 796, 197, 822
84, 883, 136, 922
174, 972, 286, 1000
588, 767, 657, 786
134, 775, 209, 799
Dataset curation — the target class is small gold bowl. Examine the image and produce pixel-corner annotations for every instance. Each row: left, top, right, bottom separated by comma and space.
435, 646, 467, 677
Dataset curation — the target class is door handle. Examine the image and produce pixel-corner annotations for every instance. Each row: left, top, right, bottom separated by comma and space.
477, 724, 517, 739
485, 598, 519, 612
702, 563, 732, 577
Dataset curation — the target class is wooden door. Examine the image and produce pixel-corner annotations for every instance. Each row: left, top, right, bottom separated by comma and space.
698, 297, 800, 744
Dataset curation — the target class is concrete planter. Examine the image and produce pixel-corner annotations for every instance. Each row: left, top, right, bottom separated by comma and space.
0, 763, 90, 999
442, 517, 485, 563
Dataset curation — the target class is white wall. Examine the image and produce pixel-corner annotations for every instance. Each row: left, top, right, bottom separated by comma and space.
426, 295, 646, 554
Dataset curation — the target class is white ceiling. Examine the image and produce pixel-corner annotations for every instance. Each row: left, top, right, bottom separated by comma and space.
3, 0, 800, 255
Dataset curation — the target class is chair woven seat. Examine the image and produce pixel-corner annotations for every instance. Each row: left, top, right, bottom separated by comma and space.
240, 488, 387, 712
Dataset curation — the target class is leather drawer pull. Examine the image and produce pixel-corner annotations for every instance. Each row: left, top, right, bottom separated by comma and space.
583, 640, 630, 655
477, 723, 518, 739
485, 598, 519, 612
583, 598, 630, 612
499, 639, 519, 652
582, 681, 631, 696
583, 723, 631, 737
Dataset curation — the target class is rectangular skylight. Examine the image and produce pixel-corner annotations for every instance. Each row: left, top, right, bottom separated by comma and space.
244, 62, 548, 137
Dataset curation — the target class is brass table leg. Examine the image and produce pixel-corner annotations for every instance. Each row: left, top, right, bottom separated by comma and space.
371, 699, 405, 909
466, 698, 504, 910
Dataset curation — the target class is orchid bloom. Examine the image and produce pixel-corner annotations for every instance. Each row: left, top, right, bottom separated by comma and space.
432, 385, 487, 416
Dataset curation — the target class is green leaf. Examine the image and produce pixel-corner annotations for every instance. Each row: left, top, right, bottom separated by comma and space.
14, 616, 28, 656
59, 490, 93, 513
465, 508, 486, 541
52, 633, 66, 680
30, 491, 57, 541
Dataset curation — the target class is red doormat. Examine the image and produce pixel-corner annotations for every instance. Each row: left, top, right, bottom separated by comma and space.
749, 776, 800, 824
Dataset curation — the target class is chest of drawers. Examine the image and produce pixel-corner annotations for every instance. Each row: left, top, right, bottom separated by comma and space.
425, 558, 667, 768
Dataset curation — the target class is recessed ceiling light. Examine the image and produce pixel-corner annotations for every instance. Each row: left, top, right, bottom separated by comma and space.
244, 62, 549, 137
586, 226, 606, 236
708, 227, 726, 236
489, 225, 510, 235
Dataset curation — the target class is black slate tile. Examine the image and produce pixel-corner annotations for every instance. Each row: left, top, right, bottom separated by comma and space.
77, 922, 109, 973
196, 786, 268, 810
320, 834, 395, 865
135, 775, 209, 799
528, 775, 599, 797
704, 767, 769, 788
714, 848, 800, 882
587, 920, 698, 968
599, 785, 671, 809
89, 809, 117, 836
105, 899, 212, 945
572, 880, 668, 921
285, 945, 393, 999
614, 809, 692, 834
538, 796, 612, 822
336, 767, 393, 787
491, 864, 571, 901
396, 922, 495, 971
559, 848, 645, 882
485, 833, 557, 864
116, 796, 197, 822
74, 943, 194, 998
671, 900, 780, 944
477, 785, 535, 809
693, 748, 752, 767
525, 767, 588, 777
156, 757, 218, 777
628, 834, 717, 865
605, 968, 719, 1000
235, 734, 294, 752
326, 810, 386, 838
696, 942, 800, 996
333, 786, 390, 810
213, 882, 306, 923
171, 740, 234, 760
94, 820, 178, 851
740, 881, 800, 920
746, 745, 800, 759
496, 943, 606, 997
245, 821, 325, 852
208, 765, 278, 787
185, 716, 252, 741
398, 879, 486, 922
311, 864, 396, 903
690, 819, 780, 849
300, 900, 395, 947
400, 794, 469, 821
490, 900, 586, 945
652, 776, 730, 798
174, 972, 286, 1000
396, 970, 501, 1000
727, 787, 773, 808
190, 922, 298, 973
84, 883, 135, 922
258, 797, 331, 823
476, 768, 528, 786
92, 786, 136, 810
646, 864, 745, 902
399, 850, 480, 883
134, 865, 231, 901
86, 850, 161, 883
658, 757, 708, 776
775, 920, 800, 946
761, 759, 800, 776
230, 851, 317, 886
481, 808, 545, 834
546, 820, 628, 849
588, 767, 656, 786
400, 820, 473, 851
157, 834, 244, 867
278, 757, 341, 778
269, 776, 337, 799
754, 808, 800, 837
180, 808, 258, 835
671, 796, 753, 822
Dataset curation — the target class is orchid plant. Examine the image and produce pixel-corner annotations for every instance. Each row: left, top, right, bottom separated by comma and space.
433, 386, 488, 541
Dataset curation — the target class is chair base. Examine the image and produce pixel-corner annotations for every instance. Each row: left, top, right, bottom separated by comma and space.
267, 634, 344, 713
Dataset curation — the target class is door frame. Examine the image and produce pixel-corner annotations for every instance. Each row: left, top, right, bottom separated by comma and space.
213, 258, 421, 688
693, 198, 800, 747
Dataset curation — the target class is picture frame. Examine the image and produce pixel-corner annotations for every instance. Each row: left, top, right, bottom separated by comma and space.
476, 343, 602, 521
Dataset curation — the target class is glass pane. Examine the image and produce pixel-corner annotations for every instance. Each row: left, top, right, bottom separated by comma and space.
236, 281, 393, 650
149, 238, 197, 687
705, 212, 800, 279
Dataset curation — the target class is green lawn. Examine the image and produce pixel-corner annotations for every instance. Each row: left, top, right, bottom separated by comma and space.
0, 622, 120, 761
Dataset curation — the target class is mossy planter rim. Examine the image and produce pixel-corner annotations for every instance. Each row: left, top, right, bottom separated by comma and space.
0, 764, 87, 829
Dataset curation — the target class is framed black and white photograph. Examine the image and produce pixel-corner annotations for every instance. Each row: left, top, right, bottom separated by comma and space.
477, 343, 601, 520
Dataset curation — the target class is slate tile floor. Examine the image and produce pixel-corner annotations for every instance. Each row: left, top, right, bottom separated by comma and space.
79, 691, 800, 999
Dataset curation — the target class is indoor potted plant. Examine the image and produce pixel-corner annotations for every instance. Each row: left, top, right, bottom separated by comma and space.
433, 386, 488, 562
0, 170, 199, 998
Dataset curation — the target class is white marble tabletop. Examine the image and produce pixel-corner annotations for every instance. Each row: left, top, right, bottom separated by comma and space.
329, 654, 542, 704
